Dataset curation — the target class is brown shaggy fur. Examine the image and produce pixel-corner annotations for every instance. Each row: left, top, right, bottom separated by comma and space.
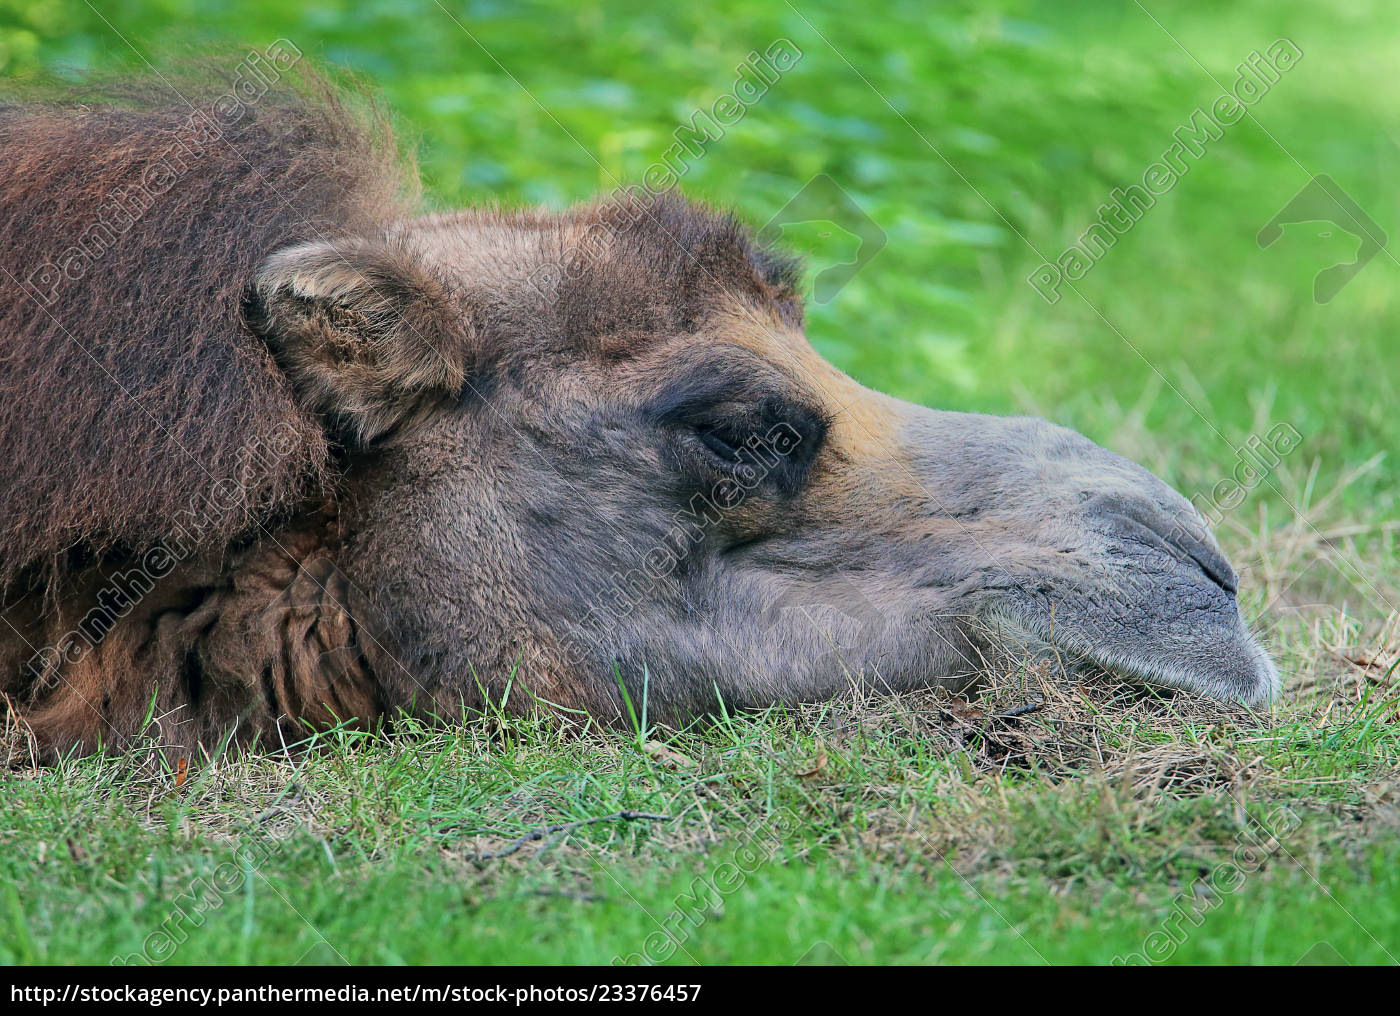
0, 69, 409, 598
0, 67, 805, 760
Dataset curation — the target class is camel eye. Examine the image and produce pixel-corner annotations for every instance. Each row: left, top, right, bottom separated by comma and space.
648, 368, 825, 490
685, 398, 826, 496
694, 420, 754, 466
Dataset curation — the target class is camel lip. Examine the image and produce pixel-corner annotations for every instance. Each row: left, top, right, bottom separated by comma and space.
985, 597, 1279, 706
979, 540, 1279, 706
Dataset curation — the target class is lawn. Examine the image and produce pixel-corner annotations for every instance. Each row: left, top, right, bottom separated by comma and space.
1, 0, 1397, 965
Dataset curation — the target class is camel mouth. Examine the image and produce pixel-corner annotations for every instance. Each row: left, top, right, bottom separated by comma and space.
988, 598, 1279, 707
1066, 606, 1278, 707
986, 543, 1279, 707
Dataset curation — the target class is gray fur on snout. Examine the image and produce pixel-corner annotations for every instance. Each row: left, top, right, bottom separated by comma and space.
897, 413, 1279, 705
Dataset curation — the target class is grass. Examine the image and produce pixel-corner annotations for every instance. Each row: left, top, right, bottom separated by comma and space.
2, 0, 1398, 965
5, 647, 1399, 965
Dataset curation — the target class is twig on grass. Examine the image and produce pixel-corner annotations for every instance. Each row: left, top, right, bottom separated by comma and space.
475, 809, 675, 861
996, 703, 1043, 718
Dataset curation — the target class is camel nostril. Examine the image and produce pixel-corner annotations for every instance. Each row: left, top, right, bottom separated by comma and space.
1176, 534, 1239, 596
1086, 494, 1238, 596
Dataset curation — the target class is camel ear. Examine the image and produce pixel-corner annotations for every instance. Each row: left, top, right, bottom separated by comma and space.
246, 238, 471, 445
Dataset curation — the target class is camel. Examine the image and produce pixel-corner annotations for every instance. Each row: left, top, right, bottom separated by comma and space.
0, 69, 1276, 760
